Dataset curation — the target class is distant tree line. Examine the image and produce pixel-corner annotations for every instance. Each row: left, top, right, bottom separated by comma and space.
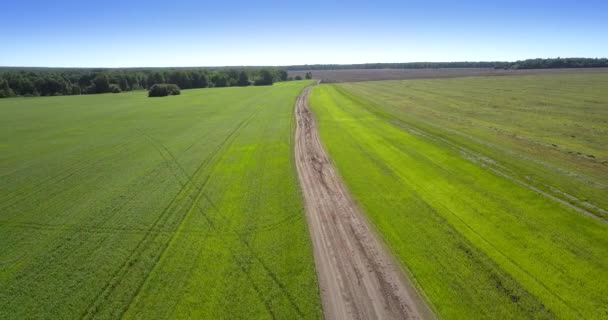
284, 62, 508, 71
500, 58, 608, 70
3, 58, 606, 98
0, 67, 289, 98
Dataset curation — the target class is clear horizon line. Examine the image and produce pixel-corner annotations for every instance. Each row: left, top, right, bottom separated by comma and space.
2, 57, 607, 69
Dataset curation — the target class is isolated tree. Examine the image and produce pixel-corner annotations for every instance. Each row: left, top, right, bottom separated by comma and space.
305, 72, 312, 80
294, 75, 303, 80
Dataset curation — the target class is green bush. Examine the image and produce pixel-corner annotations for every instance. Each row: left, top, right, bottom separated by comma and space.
148, 84, 181, 97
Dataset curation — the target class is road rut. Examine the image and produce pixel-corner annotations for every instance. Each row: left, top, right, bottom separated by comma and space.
294, 85, 434, 320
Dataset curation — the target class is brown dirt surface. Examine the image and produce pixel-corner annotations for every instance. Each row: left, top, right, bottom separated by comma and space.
288, 67, 608, 82
294, 85, 435, 320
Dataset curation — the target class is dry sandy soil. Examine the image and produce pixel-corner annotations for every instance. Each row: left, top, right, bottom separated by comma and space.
294, 85, 434, 320
289, 67, 608, 82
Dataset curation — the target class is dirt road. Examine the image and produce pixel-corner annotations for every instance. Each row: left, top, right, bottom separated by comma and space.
294, 86, 434, 320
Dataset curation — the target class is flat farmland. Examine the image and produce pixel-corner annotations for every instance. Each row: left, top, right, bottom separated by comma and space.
0, 81, 321, 319
308, 74, 608, 319
289, 67, 608, 83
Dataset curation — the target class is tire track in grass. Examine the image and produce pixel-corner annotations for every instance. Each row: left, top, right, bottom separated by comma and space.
178, 88, 271, 155
344, 130, 557, 316
199, 193, 306, 317
349, 115, 573, 316
144, 110, 307, 318
317, 85, 586, 318
0, 136, 144, 211
1, 135, 142, 197
335, 85, 608, 221
81, 111, 259, 319
122, 109, 282, 319
125, 98, 308, 318
117, 111, 261, 313
0, 134, 143, 188
172, 90, 308, 317
0, 151, 175, 308
193, 181, 304, 319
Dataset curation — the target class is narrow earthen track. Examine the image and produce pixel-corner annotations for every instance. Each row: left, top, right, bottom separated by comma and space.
294, 85, 434, 320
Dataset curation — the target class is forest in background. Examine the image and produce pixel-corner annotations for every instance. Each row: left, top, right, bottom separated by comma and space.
1, 58, 606, 98
0, 67, 292, 98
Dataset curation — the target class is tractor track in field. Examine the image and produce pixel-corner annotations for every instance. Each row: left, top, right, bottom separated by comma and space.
294, 85, 434, 320
0, 136, 144, 210
81, 111, 260, 319
125, 108, 306, 319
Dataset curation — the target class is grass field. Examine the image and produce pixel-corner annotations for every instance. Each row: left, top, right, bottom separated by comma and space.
289, 68, 608, 83
336, 74, 608, 218
0, 81, 321, 319
308, 74, 608, 319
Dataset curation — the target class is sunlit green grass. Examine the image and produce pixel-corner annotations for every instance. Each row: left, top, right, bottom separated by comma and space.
309, 77, 608, 319
0, 81, 321, 319
337, 74, 608, 218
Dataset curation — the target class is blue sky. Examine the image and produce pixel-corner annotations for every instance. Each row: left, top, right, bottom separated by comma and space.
1, 0, 607, 67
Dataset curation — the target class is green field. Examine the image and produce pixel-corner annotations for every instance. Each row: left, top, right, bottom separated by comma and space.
0, 81, 321, 319
336, 74, 608, 219
308, 74, 608, 319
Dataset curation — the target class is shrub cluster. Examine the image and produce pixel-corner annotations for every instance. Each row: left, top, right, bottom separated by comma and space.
148, 84, 181, 97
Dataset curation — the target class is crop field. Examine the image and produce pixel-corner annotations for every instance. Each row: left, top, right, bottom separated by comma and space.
308, 73, 608, 319
288, 67, 608, 83
0, 81, 321, 319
